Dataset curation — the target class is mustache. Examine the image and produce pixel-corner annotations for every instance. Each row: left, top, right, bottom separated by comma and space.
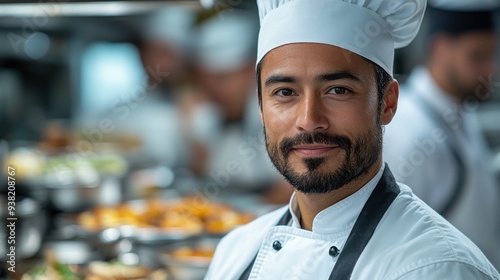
280, 132, 352, 157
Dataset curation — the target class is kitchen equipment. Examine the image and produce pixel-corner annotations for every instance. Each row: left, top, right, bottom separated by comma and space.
43, 155, 125, 212
159, 236, 220, 280
46, 175, 123, 213
41, 240, 100, 265
0, 195, 46, 260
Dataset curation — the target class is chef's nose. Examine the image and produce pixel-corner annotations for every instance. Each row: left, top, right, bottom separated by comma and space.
295, 92, 329, 132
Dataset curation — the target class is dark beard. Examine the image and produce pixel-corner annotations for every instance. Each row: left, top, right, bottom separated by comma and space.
446, 62, 482, 101
265, 128, 382, 194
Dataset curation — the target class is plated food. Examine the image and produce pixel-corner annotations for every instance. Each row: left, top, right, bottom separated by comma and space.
85, 261, 167, 280
169, 246, 215, 264
160, 237, 219, 280
21, 251, 166, 280
77, 197, 254, 236
21, 261, 81, 280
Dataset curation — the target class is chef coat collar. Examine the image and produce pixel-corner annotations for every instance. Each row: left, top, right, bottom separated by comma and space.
407, 66, 464, 121
288, 164, 385, 235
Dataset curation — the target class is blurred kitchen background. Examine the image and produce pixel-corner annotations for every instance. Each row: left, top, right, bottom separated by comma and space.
0, 0, 499, 279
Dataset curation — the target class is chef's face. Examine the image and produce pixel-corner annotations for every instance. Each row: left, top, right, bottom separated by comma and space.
440, 31, 496, 100
195, 63, 255, 122
140, 40, 183, 84
259, 43, 397, 194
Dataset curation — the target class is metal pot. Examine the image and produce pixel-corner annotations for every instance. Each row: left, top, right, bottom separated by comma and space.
41, 240, 101, 264
0, 196, 46, 260
46, 175, 122, 213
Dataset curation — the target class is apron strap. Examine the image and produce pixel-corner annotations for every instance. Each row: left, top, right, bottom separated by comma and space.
328, 164, 399, 279
239, 165, 400, 280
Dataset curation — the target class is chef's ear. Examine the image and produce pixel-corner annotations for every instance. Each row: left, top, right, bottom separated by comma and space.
257, 89, 264, 125
380, 79, 399, 125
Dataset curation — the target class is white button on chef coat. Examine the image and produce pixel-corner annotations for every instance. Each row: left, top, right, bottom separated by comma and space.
383, 66, 500, 269
205, 163, 500, 279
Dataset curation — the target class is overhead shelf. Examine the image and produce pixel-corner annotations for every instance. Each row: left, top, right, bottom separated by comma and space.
0, 1, 202, 17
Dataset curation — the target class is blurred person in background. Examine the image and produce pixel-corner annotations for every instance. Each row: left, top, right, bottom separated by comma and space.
383, 0, 500, 268
183, 9, 293, 203
109, 6, 196, 167
207, 0, 499, 278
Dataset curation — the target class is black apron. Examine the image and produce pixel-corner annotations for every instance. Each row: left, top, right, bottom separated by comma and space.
239, 165, 400, 280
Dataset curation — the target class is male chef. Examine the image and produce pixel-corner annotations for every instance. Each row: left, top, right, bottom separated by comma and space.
383, 0, 500, 269
205, 0, 500, 279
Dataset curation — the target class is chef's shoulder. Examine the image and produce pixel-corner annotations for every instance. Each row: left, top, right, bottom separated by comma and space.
206, 206, 289, 277
358, 186, 500, 280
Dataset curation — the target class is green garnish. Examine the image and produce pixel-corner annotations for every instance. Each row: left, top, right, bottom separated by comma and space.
27, 264, 47, 276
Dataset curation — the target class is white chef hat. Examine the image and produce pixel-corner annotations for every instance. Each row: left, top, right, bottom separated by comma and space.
143, 6, 196, 54
195, 10, 259, 72
256, 0, 427, 76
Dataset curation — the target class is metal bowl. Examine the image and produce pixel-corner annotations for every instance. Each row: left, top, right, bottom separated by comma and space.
45, 173, 124, 213
0, 196, 46, 260
159, 237, 220, 280
41, 240, 101, 264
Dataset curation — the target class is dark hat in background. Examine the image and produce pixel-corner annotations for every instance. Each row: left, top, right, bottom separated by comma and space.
428, 0, 499, 35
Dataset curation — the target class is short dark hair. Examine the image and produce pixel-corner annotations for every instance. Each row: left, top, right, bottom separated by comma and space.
256, 59, 392, 111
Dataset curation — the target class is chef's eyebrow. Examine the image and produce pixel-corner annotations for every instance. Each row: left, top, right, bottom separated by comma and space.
264, 76, 297, 87
264, 71, 362, 88
315, 71, 362, 84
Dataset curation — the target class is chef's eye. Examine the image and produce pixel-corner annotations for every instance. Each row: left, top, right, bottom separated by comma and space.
275, 89, 295, 97
328, 87, 350, 95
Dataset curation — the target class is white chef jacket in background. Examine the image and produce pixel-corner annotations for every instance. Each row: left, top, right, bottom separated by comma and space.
383, 67, 500, 268
188, 92, 280, 189
205, 165, 500, 280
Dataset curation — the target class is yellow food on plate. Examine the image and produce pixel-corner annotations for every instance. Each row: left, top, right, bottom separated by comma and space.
77, 197, 254, 235
87, 261, 149, 279
171, 247, 215, 260
160, 212, 204, 233
205, 210, 254, 234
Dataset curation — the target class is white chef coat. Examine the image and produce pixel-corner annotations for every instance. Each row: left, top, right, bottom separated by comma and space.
112, 93, 185, 166
205, 164, 500, 279
383, 66, 500, 268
